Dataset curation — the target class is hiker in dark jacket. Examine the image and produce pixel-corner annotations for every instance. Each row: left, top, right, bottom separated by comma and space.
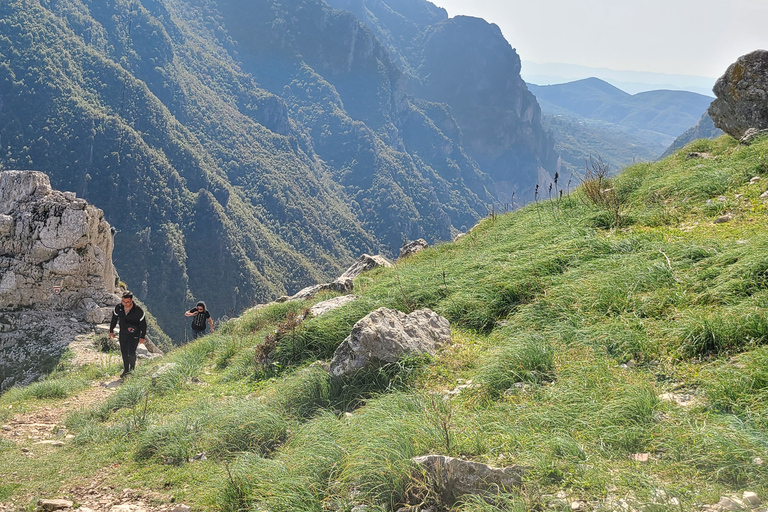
109, 292, 147, 378
185, 301, 214, 339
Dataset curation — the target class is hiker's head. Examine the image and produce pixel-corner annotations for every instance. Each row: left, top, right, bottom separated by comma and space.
122, 292, 134, 306
196, 301, 206, 312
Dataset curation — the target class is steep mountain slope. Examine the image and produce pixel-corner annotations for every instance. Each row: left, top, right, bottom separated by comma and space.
3, 135, 768, 510
325, 0, 559, 203
0, 0, 498, 337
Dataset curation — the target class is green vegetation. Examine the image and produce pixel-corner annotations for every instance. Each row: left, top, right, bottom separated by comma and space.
2, 135, 768, 510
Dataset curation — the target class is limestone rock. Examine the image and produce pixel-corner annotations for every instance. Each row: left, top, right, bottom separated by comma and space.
740, 128, 768, 145
339, 253, 393, 280
399, 239, 429, 259
329, 307, 450, 377
37, 499, 74, 511
309, 295, 358, 317
266, 254, 392, 307
289, 278, 353, 301
0, 171, 122, 391
709, 50, 768, 140
412, 454, 526, 506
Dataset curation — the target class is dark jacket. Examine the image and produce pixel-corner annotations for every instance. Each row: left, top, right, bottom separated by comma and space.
109, 303, 147, 340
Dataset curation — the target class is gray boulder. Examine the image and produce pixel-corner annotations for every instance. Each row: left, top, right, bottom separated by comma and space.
329, 307, 450, 377
412, 455, 526, 506
399, 239, 429, 260
339, 253, 393, 279
709, 50, 768, 139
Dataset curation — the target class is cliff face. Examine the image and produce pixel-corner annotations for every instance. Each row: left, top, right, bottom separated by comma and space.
0, 171, 122, 390
410, 16, 558, 201
325, 0, 559, 203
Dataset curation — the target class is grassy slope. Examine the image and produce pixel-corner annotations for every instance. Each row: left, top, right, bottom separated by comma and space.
2, 135, 768, 511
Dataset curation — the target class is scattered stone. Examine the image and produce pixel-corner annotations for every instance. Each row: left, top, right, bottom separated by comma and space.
754, 457, 764, 465
309, 295, 358, 317
714, 214, 734, 224
109, 505, 148, 512
717, 496, 747, 511
33, 440, 65, 446
658, 392, 699, 407
631, 453, 650, 462
399, 238, 429, 259
743, 492, 761, 507
686, 152, 712, 160
412, 455, 526, 506
339, 254, 393, 280
709, 50, 768, 139
445, 380, 479, 396
329, 308, 450, 377
37, 499, 73, 511
750, 176, 761, 184
170, 506, 192, 512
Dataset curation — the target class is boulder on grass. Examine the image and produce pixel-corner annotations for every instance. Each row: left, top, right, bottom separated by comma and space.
329, 308, 450, 377
709, 50, 768, 140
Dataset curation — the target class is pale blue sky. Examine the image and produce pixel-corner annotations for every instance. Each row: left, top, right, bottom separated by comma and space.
433, 0, 767, 79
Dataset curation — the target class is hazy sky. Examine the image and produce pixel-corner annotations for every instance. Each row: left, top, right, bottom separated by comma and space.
433, 0, 768, 78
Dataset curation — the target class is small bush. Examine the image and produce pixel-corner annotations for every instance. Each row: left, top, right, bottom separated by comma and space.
134, 419, 200, 464
479, 334, 555, 396
207, 402, 289, 458
579, 155, 628, 228
94, 333, 119, 353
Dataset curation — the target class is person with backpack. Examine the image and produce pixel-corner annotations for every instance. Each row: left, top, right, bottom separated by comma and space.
109, 292, 147, 378
185, 301, 214, 339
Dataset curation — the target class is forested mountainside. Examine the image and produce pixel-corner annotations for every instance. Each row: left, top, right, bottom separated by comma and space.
0, 0, 555, 338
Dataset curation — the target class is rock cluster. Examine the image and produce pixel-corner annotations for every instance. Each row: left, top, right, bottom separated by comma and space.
398, 238, 429, 259
275, 253, 392, 304
0, 171, 122, 391
709, 50, 768, 140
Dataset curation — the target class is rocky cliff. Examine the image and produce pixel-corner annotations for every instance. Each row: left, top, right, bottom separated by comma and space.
0, 171, 122, 390
325, 0, 559, 203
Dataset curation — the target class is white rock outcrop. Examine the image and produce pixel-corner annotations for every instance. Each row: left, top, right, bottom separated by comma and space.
0, 170, 118, 310
0, 171, 122, 391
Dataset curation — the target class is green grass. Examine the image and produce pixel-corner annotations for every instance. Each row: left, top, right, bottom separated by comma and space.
3, 135, 768, 510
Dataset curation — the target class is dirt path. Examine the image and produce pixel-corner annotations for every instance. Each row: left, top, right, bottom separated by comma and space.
0, 335, 189, 512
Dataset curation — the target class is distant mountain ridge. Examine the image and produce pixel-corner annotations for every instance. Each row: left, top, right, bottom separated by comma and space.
527, 77, 715, 174
522, 61, 717, 96
527, 78, 714, 140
